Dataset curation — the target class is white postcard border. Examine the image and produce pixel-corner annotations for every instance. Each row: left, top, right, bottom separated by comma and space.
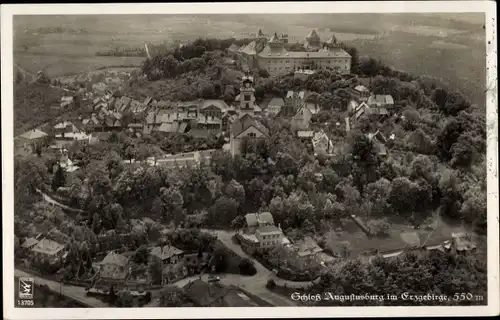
2, 1, 498, 319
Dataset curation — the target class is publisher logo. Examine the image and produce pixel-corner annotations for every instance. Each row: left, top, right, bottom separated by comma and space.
19, 277, 34, 299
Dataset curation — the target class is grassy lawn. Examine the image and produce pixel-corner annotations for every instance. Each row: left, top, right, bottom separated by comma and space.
323, 216, 465, 257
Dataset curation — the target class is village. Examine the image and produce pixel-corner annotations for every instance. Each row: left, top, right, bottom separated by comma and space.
14, 28, 484, 308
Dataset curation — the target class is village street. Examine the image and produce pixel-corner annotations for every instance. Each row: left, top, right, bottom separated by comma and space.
14, 269, 109, 308
30, 192, 316, 307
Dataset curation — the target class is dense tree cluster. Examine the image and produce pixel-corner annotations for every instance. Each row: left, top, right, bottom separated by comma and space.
312, 249, 487, 306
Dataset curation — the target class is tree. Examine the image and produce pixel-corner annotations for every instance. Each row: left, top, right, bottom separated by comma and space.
224, 179, 246, 206
231, 215, 245, 233
410, 155, 434, 181
51, 164, 66, 192
160, 186, 185, 225
406, 128, 434, 155
450, 134, 477, 168
388, 177, 417, 218
133, 245, 150, 265
239, 258, 257, 275
402, 108, 420, 130
207, 196, 239, 227
159, 288, 188, 307
364, 178, 391, 217
367, 219, 390, 237
148, 258, 163, 285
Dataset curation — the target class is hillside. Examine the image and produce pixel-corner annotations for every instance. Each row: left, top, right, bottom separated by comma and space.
14, 82, 69, 135
13, 14, 485, 107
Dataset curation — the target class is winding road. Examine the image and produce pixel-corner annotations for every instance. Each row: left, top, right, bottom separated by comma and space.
30, 191, 321, 306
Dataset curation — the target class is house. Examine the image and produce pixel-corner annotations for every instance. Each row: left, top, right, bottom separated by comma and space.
351, 85, 370, 101
149, 245, 184, 265
98, 251, 129, 281
297, 130, 315, 139
81, 114, 101, 132
367, 94, 394, 108
239, 212, 289, 253
60, 96, 74, 108
366, 130, 388, 157
229, 114, 269, 157
290, 104, 313, 131
264, 97, 285, 117
53, 121, 86, 141
312, 130, 334, 156
183, 280, 262, 307
17, 129, 48, 153
30, 238, 65, 264
450, 232, 477, 253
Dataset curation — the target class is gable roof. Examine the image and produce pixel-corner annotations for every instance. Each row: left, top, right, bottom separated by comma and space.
256, 225, 281, 234
230, 114, 269, 137
31, 238, 65, 256
268, 97, 285, 107
367, 94, 395, 106
150, 245, 184, 261
306, 29, 320, 40
20, 129, 48, 140
295, 237, 323, 257
245, 212, 275, 228
100, 251, 129, 267
200, 99, 229, 111
22, 237, 39, 248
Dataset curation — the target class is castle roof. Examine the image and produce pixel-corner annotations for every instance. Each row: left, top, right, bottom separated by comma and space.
258, 45, 350, 59
306, 29, 320, 40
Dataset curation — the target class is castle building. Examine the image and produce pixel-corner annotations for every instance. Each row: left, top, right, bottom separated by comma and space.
237, 29, 351, 77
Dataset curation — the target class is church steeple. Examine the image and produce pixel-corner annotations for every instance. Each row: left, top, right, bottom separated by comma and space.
239, 71, 256, 117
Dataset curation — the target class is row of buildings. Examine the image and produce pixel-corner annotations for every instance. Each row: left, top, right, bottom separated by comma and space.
229, 29, 352, 76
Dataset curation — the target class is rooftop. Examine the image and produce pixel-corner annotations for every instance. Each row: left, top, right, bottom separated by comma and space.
230, 114, 269, 137
31, 238, 65, 256
150, 245, 184, 261
19, 129, 48, 140
256, 225, 282, 234
99, 251, 129, 267
245, 212, 275, 228
22, 237, 39, 249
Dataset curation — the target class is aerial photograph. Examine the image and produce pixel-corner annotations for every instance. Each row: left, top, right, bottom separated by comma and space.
12, 12, 488, 308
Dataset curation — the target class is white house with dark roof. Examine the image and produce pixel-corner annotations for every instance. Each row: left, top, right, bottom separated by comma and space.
239, 212, 290, 253
229, 114, 269, 157
30, 238, 65, 263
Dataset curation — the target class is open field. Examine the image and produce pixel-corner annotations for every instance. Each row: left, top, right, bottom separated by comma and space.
14, 53, 143, 78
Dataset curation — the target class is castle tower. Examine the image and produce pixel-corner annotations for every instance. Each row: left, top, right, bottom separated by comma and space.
305, 29, 321, 50
324, 34, 339, 50
238, 71, 256, 118
281, 33, 289, 44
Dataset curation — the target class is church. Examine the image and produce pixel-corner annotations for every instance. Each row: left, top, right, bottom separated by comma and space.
229, 72, 270, 157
